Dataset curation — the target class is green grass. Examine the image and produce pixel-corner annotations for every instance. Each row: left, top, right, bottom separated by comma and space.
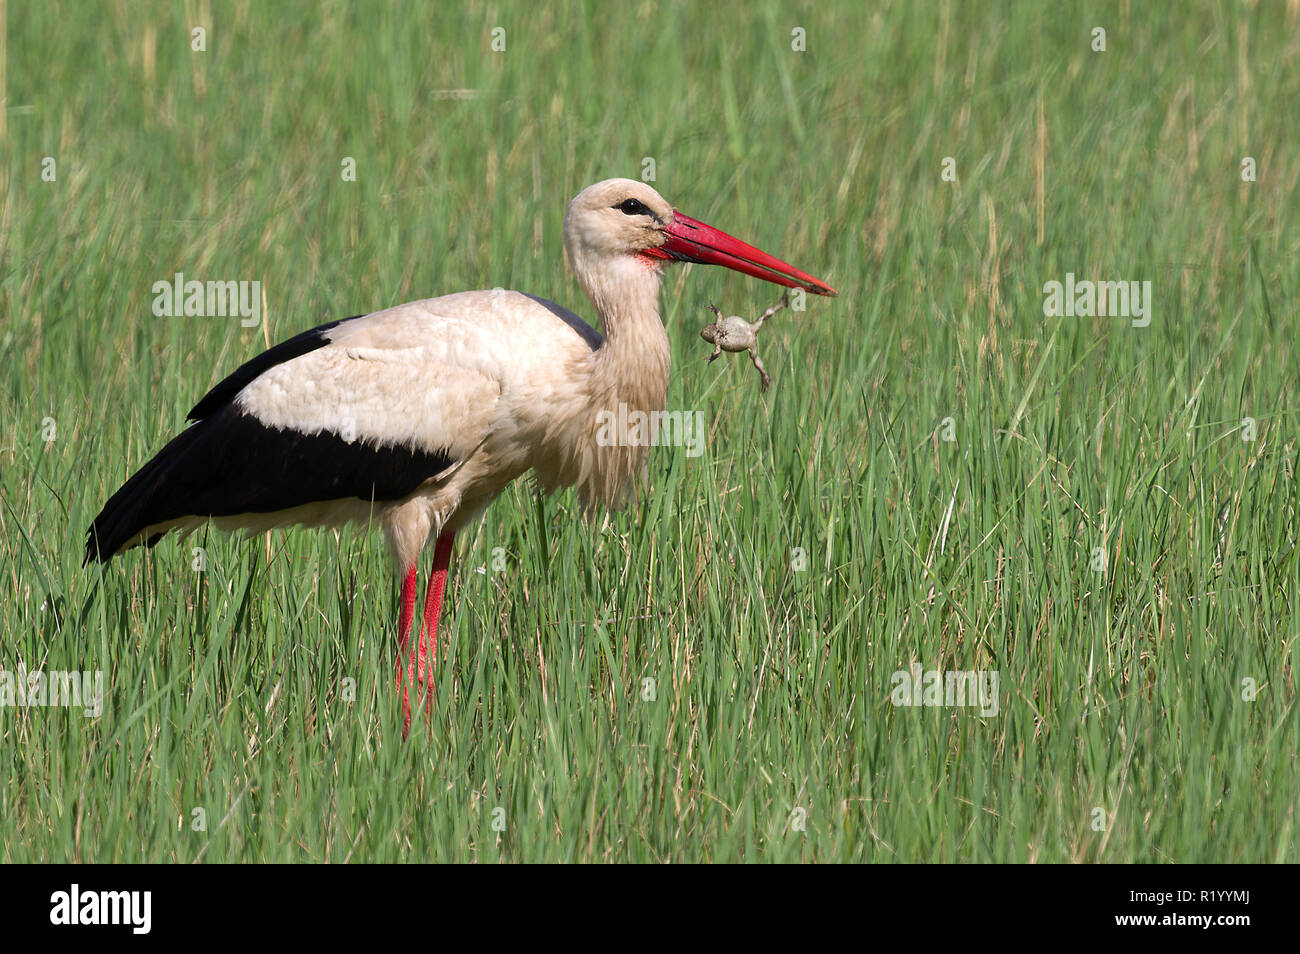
2, 0, 1298, 862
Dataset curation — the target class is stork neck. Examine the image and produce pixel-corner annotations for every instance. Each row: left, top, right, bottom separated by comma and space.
581, 259, 671, 409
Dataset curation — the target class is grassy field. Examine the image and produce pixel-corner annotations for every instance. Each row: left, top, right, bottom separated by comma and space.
2, 0, 1298, 863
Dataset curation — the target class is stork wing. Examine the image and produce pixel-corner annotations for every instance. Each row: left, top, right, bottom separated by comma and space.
85, 300, 519, 562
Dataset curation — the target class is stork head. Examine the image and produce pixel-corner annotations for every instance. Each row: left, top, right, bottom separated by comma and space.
564, 178, 836, 297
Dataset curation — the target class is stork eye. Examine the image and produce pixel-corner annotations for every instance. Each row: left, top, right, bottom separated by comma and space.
614, 198, 653, 216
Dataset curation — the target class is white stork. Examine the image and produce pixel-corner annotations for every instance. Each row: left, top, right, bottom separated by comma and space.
86, 178, 836, 733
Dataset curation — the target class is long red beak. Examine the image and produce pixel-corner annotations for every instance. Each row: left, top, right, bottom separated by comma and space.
650, 210, 837, 297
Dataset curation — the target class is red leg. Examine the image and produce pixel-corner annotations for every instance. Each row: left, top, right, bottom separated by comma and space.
397, 532, 455, 735
421, 533, 455, 658
396, 563, 419, 733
